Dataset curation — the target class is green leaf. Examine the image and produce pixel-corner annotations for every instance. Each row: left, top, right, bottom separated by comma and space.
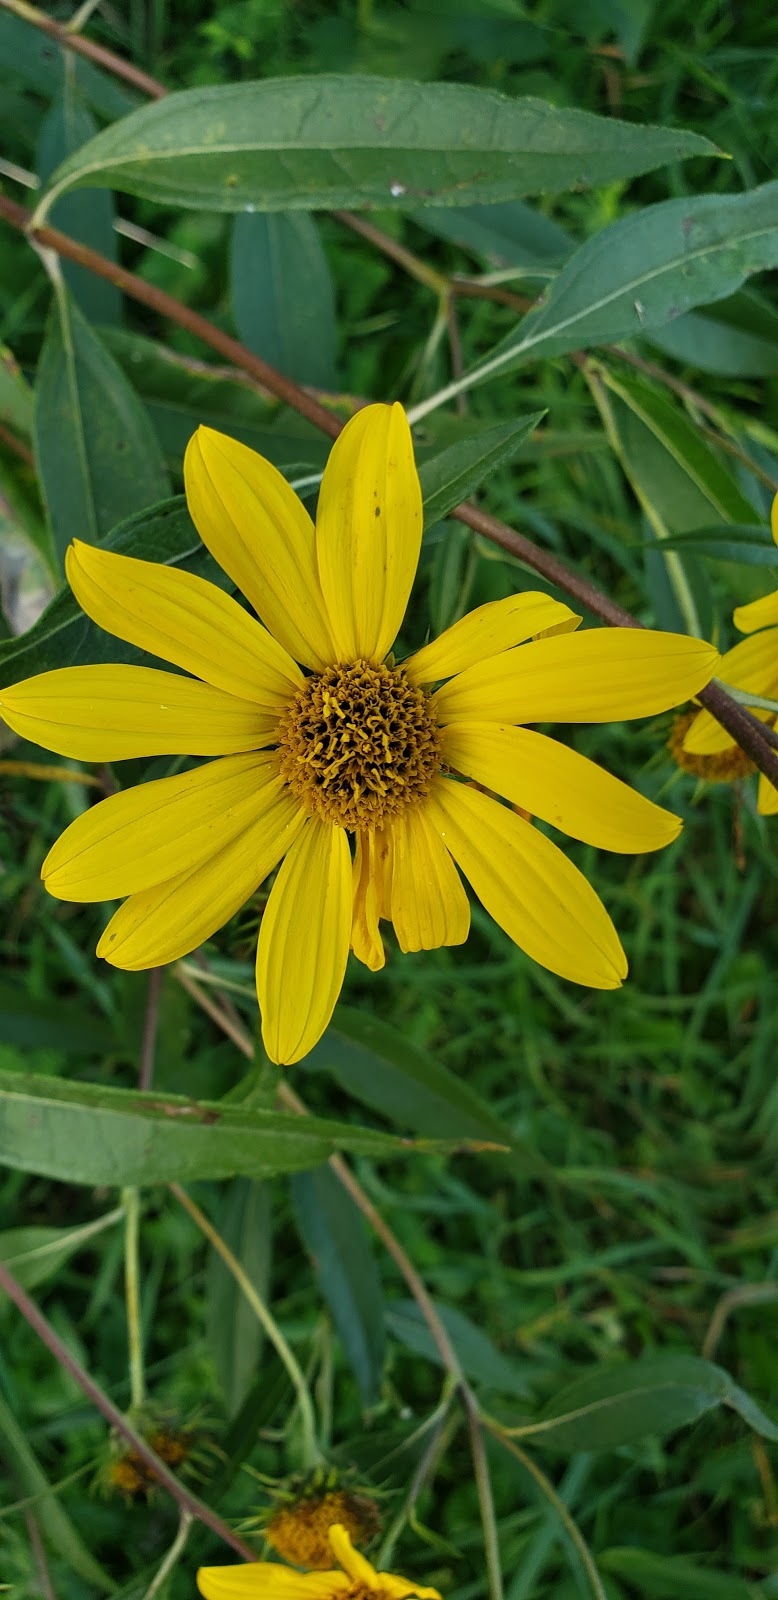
0, 1210, 121, 1295
0, 1071, 451, 1187
36, 76, 717, 217
206, 1180, 272, 1417
34, 289, 171, 568
387, 1299, 532, 1398
655, 524, 778, 566
0, 9, 139, 121
411, 199, 573, 271
0, 347, 34, 438
0, 498, 200, 689
103, 328, 332, 472
37, 92, 121, 325
0, 983, 114, 1052
599, 1548, 755, 1599
0, 1392, 115, 1592
292, 1165, 385, 1405
418, 412, 545, 528
231, 212, 337, 388
510, 1355, 778, 1451
462, 180, 778, 387
594, 366, 758, 526
308, 1006, 545, 1167
646, 286, 778, 377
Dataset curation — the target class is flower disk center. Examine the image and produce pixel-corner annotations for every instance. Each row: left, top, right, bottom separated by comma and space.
278, 659, 442, 830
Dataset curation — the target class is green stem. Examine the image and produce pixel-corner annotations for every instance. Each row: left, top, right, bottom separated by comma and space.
465, 1406, 504, 1600
486, 1423, 607, 1600
142, 1508, 193, 1599
170, 1182, 321, 1469
122, 1187, 145, 1412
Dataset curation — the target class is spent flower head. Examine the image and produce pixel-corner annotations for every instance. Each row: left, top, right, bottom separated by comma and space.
0, 405, 719, 1062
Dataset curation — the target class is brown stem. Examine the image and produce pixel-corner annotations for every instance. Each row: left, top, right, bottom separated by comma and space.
1, 194, 776, 791
0, 0, 166, 98
25, 1507, 57, 1600
0, 420, 34, 466
0, 1260, 256, 1561
139, 967, 163, 1091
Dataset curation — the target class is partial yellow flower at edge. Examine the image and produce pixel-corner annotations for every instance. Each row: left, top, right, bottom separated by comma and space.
0, 404, 720, 1065
197, 1523, 442, 1600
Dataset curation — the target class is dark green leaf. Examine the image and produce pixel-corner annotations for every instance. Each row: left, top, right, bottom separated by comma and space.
646, 524, 778, 566
513, 1355, 778, 1451
37, 76, 716, 216
34, 289, 171, 567
599, 1548, 754, 1599
0, 10, 139, 121
0, 498, 200, 689
37, 92, 120, 325
0, 1392, 114, 1591
0, 347, 34, 437
463, 180, 778, 387
206, 1180, 272, 1417
231, 212, 337, 388
0, 1071, 451, 1187
292, 1165, 385, 1405
646, 287, 778, 377
418, 413, 545, 528
411, 200, 573, 270
387, 1299, 532, 1398
0, 983, 114, 1052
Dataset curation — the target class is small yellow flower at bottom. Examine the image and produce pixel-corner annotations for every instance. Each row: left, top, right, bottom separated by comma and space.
197, 1523, 442, 1600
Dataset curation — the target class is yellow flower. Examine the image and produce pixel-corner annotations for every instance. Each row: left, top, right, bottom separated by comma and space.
0, 406, 718, 1063
197, 1522, 441, 1600
683, 495, 778, 817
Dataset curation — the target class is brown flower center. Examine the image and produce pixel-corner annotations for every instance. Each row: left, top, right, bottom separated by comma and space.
668, 710, 757, 782
277, 659, 442, 830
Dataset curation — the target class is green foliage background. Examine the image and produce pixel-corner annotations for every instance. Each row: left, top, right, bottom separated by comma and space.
0, 1, 777, 1597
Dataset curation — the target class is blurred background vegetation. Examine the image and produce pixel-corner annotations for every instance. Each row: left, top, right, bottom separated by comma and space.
1, 1, 777, 1597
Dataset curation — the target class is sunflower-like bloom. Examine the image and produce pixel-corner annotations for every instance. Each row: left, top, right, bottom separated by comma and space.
197, 1522, 440, 1600
0, 406, 718, 1063
683, 495, 778, 816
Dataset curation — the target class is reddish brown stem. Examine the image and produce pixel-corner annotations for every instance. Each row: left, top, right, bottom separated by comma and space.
0, 1260, 256, 1562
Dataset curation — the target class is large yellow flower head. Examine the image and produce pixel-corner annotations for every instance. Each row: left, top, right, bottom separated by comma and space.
197, 1522, 441, 1600
683, 493, 778, 817
0, 406, 718, 1063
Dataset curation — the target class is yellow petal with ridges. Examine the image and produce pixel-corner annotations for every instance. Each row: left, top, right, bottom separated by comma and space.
389, 803, 470, 951
351, 829, 388, 970
733, 590, 778, 634
315, 403, 422, 662
426, 778, 627, 989
197, 1567, 349, 1600
402, 593, 580, 685
184, 426, 334, 670
683, 631, 778, 754
66, 540, 302, 708
433, 629, 718, 726
43, 753, 277, 901
97, 784, 304, 969
442, 723, 681, 853
758, 769, 778, 814
325, 1527, 441, 1600
0, 666, 277, 761
256, 820, 352, 1065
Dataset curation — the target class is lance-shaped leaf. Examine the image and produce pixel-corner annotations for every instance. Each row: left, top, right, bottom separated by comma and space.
34, 76, 716, 218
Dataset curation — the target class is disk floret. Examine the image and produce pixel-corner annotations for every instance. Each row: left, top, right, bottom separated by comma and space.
278, 659, 442, 829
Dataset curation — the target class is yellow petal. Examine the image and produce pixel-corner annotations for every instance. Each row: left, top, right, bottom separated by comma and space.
197, 1566, 349, 1600
425, 778, 627, 989
433, 629, 719, 726
66, 540, 302, 708
733, 591, 778, 635
184, 426, 334, 670
402, 593, 580, 685
442, 723, 681, 854
758, 769, 778, 814
773, 492, 778, 546
389, 802, 470, 951
256, 820, 352, 1064
0, 666, 276, 761
43, 753, 277, 901
683, 631, 778, 754
315, 403, 422, 662
351, 829, 389, 971
98, 784, 304, 969
328, 1527, 379, 1587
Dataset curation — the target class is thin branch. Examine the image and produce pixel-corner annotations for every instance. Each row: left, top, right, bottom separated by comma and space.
139, 967, 163, 1091
142, 1509, 194, 1600
0, 420, 34, 466
24, 1507, 57, 1600
486, 1423, 607, 1600
0, 0, 166, 98
0, 1260, 256, 1561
